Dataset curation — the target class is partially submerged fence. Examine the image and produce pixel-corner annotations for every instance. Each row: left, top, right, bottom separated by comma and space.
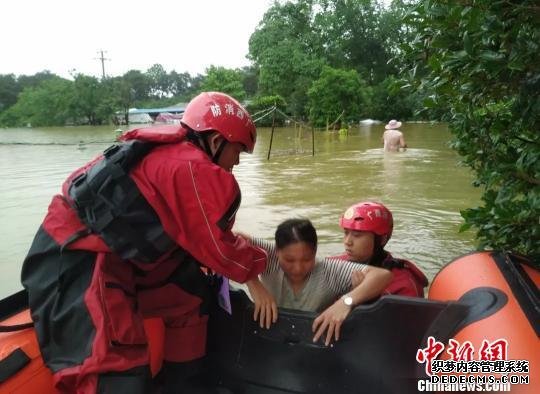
251, 106, 346, 160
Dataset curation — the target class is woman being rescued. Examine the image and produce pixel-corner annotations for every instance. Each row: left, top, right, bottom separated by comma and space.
238, 218, 392, 346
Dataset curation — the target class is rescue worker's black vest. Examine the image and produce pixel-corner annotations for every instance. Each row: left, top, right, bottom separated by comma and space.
68, 140, 177, 263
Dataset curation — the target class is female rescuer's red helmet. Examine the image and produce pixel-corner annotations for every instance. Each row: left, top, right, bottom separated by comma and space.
339, 201, 394, 246
181, 92, 257, 153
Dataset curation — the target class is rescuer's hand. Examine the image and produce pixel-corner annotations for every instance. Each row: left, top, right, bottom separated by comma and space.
234, 231, 252, 242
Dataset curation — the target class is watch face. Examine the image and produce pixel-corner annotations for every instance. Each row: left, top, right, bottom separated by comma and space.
344, 296, 353, 306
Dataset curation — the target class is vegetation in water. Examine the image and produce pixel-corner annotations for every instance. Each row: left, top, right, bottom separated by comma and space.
401, 0, 539, 262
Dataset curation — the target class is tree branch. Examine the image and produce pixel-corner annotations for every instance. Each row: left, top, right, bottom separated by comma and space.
516, 135, 537, 145
515, 172, 540, 186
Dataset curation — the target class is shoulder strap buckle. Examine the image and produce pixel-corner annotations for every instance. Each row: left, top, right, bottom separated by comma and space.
103, 144, 121, 158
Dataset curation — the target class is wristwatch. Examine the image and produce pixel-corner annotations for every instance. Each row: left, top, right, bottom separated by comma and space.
342, 295, 353, 306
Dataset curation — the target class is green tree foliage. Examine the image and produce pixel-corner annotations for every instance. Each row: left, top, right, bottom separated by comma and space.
383, 0, 419, 69
168, 70, 194, 99
249, 0, 417, 119
187, 74, 204, 99
0, 66, 205, 126
248, 0, 325, 117
368, 76, 415, 121
146, 64, 170, 99
122, 70, 151, 102
0, 71, 59, 114
241, 66, 259, 98
308, 66, 367, 127
0, 74, 20, 112
403, 0, 540, 260
70, 74, 112, 125
200, 66, 246, 101
315, 0, 394, 83
1, 77, 73, 127
246, 95, 287, 127
107, 76, 136, 125
17, 71, 57, 91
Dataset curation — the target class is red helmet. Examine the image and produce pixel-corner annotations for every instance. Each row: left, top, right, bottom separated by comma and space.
181, 92, 256, 153
339, 201, 393, 246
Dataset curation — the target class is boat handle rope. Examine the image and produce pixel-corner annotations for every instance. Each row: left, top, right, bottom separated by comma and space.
0, 322, 34, 332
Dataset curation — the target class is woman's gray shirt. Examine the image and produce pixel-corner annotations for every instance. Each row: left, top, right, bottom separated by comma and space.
252, 238, 367, 312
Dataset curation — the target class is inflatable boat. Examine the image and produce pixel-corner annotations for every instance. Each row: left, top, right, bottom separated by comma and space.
1, 251, 538, 393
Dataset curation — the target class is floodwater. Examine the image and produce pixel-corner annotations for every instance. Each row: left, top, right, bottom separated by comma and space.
0, 123, 481, 299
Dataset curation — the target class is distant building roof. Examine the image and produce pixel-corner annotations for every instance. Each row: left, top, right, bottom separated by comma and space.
128, 106, 185, 115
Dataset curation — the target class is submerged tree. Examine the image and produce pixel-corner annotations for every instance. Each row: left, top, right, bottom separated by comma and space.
70, 74, 112, 125
403, 0, 540, 260
308, 66, 367, 127
0, 71, 59, 117
0, 77, 73, 127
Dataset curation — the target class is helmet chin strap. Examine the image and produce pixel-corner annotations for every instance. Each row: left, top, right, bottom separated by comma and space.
186, 130, 227, 164
211, 138, 228, 164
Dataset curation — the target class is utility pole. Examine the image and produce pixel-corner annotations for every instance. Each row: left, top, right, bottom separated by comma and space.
95, 50, 110, 79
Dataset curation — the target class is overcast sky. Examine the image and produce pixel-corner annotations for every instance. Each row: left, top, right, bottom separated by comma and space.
1, 0, 274, 79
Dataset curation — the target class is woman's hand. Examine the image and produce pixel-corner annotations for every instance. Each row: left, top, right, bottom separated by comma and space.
312, 299, 352, 346
246, 278, 278, 329
312, 265, 392, 346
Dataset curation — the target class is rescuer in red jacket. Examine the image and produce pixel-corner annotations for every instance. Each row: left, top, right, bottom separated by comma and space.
21, 92, 273, 393
334, 201, 428, 297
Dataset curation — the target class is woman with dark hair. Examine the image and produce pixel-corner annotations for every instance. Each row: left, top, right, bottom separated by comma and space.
242, 218, 392, 346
